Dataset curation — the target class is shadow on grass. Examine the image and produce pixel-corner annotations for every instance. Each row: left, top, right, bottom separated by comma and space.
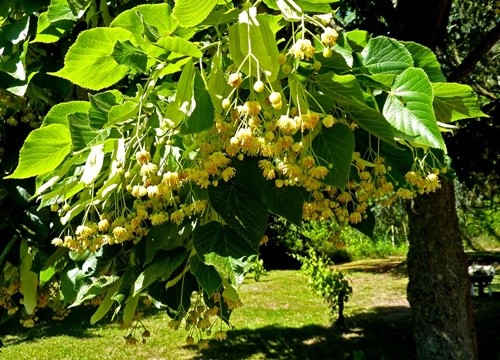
0, 307, 101, 346
473, 294, 500, 360
337, 258, 408, 278
194, 306, 415, 360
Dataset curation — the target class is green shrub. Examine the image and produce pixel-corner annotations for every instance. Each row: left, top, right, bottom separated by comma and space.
293, 249, 352, 326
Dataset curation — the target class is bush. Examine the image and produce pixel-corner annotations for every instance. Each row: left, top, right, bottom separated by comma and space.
293, 249, 352, 326
264, 215, 408, 267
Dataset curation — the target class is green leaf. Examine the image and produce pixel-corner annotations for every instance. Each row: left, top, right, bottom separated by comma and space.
157, 272, 198, 319
155, 36, 203, 58
275, 0, 303, 21
123, 293, 140, 325
208, 179, 268, 243
89, 90, 124, 128
60, 267, 82, 303
263, 186, 304, 225
331, 31, 353, 67
67, 0, 92, 17
190, 255, 222, 296
111, 40, 148, 73
51, 27, 135, 90
315, 74, 396, 146
202, 7, 240, 26
32, 12, 74, 43
432, 82, 487, 122
193, 221, 259, 258
107, 101, 139, 127
68, 112, 97, 151
133, 248, 187, 296
289, 72, 308, 112
111, 4, 178, 40
145, 222, 192, 265
2, 15, 30, 44
202, 253, 237, 286
43, 101, 90, 128
346, 30, 369, 51
6, 124, 72, 179
402, 42, 446, 82
383, 67, 445, 150
47, 0, 79, 22
90, 278, 122, 324
351, 207, 375, 238
296, 0, 334, 13
312, 123, 355, 189
172, 0, 217, 28
165, 59, 195, 125
0, 49, 26, 81
207, 51, 231, 114
361, 36, 413, 75
229, 8, 280, 82
71, 275, 118, 307
20, 240, 38, 315
181, 69, 215, 134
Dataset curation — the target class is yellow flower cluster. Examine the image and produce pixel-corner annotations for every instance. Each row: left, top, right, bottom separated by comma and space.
169, 290, 234, 349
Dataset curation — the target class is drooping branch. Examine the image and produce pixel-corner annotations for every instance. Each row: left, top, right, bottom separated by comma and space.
449, 22, 500, 82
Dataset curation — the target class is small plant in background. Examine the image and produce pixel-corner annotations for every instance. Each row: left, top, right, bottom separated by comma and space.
249, 256, 267, 282
293, 249, 352, 328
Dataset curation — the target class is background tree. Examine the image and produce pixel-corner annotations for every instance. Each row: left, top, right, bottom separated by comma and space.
338, 0, 498, 357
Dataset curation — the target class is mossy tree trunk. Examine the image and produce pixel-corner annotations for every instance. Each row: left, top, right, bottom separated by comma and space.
407, 180, 477, 359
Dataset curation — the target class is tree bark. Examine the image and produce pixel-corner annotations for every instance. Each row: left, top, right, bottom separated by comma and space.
407, 180, 477, 359
389, 1, 479, 358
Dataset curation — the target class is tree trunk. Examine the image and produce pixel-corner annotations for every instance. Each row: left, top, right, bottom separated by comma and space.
407, 180, 477, 359
391, 1, 479, 358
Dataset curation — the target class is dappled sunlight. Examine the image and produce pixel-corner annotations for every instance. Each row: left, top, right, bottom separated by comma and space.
195, 306, 415, 360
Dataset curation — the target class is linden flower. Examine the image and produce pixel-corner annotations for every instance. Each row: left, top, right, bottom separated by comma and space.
6, 117, 18, 126
214, 331, 228, 341
163, 171, 180, 188
397, 188, 414, 199
241, 101, 261, 116
198, 340, 210, 350
309, 166, 328, 179
147, 185, 160, 198
301, 155, 316, 169
349, 212, 363, 224
170, 210, 185, 224
228, 72, 243, 87
98, 219, 110, 232
150, 212, 168, 225
321, 27, 339, 46
113, 226, 129, 242
289, 39, 315, 60
221, 167, 236, 181
405, 171, 421, 185
136, 150, 151, 164
337, 192, 352, 203
51, 238, 64, 246
424, 173, 441, 192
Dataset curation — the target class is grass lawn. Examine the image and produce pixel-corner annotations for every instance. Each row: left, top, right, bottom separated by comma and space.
1, 258, 499, 359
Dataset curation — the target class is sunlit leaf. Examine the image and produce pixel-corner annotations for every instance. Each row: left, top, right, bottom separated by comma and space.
383, 67, 445, 150
6, 124, 72, 179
